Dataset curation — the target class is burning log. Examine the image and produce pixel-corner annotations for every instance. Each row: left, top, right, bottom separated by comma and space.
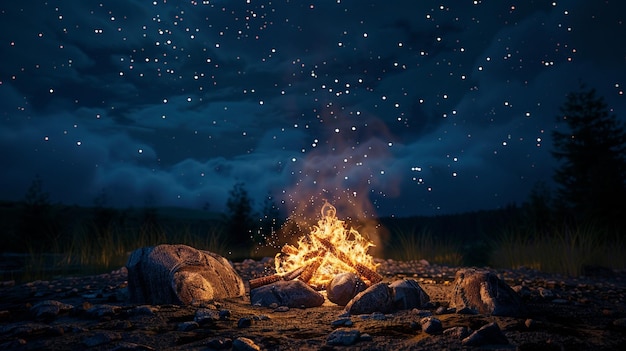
248, 265, 306, 290
248, 274, 282, 290
316, 237, 382, 285
298, 254, 325, 284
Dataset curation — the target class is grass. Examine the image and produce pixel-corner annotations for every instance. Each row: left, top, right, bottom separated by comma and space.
490, 223, 626, 276
386, 226, 463, 266
11, 222, 234, 283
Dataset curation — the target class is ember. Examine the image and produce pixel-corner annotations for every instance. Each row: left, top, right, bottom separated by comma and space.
271, 202, 381, 289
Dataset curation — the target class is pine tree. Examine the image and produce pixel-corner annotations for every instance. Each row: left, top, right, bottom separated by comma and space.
552, 86, 626, 228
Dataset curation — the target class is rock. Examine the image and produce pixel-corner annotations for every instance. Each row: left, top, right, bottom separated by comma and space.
237, 317, 252, 328
420, 316, 443, 335
326, 272, 367, 306
126, 244, 245, 305
177, 321, 199, 331
331, 318, 353, 327
390, 279, 430, 310
450, 268, 523, 317
86, 304, 121, 318
233, 336, 261, 351
111, 342, 156, 350
82, 331, 122, 347
250, 279, 324, 308
30, 300, 74, 320
344, 282, 393, 315
206, 337, 233, 349
443, 326, 471, 339
194, 308, 220, 324
462, 322, 509, 347
327, 328, 361, 346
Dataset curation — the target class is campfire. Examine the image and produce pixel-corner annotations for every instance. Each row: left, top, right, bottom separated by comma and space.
249, 201, 382, 290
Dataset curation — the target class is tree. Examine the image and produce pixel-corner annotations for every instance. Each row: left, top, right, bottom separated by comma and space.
552, 85, 626, 228
224, 182, 256, 251
19, 174, 59, 248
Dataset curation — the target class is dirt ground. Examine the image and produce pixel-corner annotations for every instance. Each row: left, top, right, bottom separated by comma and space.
1, 259, 626, 350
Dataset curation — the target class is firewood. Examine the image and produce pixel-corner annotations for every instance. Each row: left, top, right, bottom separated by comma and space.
298, 256, 324, 284
316, 237, 382, 285
248, 265, 306, 290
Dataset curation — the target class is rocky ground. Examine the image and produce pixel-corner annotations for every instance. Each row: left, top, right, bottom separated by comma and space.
1, 258, 626, 350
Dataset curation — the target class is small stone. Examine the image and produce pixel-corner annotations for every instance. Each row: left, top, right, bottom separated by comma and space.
30, 300, 74, 320
359, 333, 373, 341
86, 304, 120, 318
250, 280, 324, 308
326, 272, 366, 306
233, 337, 261, 351
390, 279, 430, 310
82, 332, 122, 347
371, 312, 387, 320
345, 282, 393, 315
111, 341, 156, 350
331, 318, 353, 327
443, 326, 471, 339
130, 305, 158, 315
218, 309, 231, 320
274, 306, 290, 312
538, 287, 555, 300
194, 308, 220, 324
237, 317, 252, 328
462, 322, 508, 347
327, 328, 361, 346
177, 321, 199, 331
206, 337, 233, 349
420, 316, 443, 335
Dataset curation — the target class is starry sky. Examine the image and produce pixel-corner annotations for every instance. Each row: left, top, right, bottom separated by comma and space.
1, 1, 625, 218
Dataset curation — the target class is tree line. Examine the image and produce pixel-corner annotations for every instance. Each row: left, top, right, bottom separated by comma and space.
3, 84, 625, 253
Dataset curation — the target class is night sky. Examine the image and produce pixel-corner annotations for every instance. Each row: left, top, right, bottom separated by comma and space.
1, 1, 625, 218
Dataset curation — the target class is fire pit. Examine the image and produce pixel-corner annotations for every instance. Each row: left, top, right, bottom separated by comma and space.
249, 202, 382, 291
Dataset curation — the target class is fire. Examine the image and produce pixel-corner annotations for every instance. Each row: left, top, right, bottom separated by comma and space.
274, 201, 381, 289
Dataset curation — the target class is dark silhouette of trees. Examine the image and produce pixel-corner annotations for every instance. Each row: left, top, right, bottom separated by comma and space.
552, 85, 626, 229
91, 189, 118, 236
224, 182, 256, 251
18, 174, 61, 249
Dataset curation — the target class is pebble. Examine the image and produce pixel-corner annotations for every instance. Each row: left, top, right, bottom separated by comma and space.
237, 317, 252, 328
82, 331, 121, 347
233, 336, 261, 351
443, 326, 471, 339
327, 328, 361, 346
206, 337, 233, 349
331, 318, 353, 327
177, 321, 199, 331
462, 322, 508, 347
194, 308, 220, 324
420, 316, 443, 335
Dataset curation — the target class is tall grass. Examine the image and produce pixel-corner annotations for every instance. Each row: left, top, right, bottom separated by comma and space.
17, 222, 231, 282
490, 223, 626, 276
386, 226, 463, 266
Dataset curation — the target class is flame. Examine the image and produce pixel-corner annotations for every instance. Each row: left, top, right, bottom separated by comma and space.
274, 201, 379, 288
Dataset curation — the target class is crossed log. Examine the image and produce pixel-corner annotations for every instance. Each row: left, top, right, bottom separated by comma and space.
248, 236, 382, 290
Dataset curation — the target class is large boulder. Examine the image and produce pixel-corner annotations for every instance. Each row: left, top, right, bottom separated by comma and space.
449, 268, 523, 317
126, 244, 245, 305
